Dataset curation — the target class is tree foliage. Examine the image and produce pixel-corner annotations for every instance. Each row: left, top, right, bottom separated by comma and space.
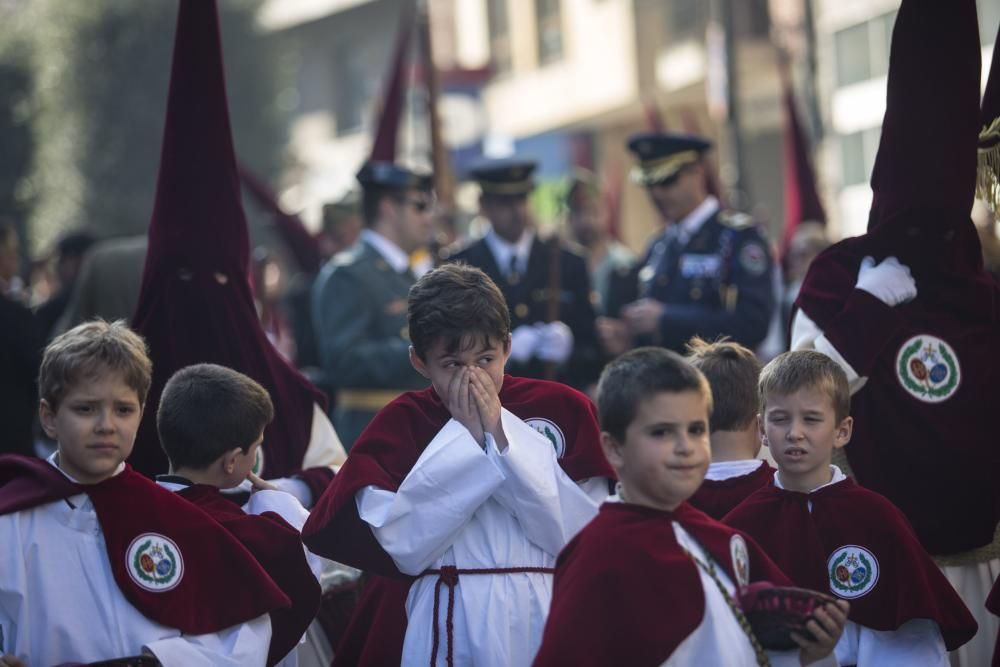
25, 0, 284, 252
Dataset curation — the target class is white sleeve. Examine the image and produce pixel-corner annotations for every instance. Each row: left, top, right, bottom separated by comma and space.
854, 619, 948, 667
303, 403, 347, 471
790, 310, 867, 395
144, 614, 272, 667
243, 490, 325, 581
483, 409, 604, 556
355, 419, 506, 575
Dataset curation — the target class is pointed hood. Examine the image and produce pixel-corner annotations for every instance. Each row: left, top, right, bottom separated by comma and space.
778, 60, 826, 259
370, 1, 416, 162
131, 0, 325, 479
869, 0, 980, 224
977, 22, 1000, 211
796, 0, 997, 330
863, 0, 983, 274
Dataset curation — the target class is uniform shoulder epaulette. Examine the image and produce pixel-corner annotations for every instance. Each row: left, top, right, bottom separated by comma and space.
718, 210, 754, 230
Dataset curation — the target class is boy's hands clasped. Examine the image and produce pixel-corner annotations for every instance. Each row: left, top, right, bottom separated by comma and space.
445, 366, 506, 450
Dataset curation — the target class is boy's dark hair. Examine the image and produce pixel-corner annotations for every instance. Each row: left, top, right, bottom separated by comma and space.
758, 350, 851, 422
408, 262, 511, 360
362, 186, 391, 227
39, 319, 152, 411
686, 336, 761, 432
157, 363, 274, 470
597, 346, 712, 442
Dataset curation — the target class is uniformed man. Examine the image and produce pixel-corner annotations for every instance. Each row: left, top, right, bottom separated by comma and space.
311, 161, 434, 449
598, 132, 775, 355
450, 158, 603, 389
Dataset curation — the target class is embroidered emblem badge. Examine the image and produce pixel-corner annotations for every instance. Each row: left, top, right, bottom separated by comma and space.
828, 545, 879, 599
730, 534, 750, 587
525, 418, 566, 458
127, 533, 184, 592
895, 334, 960, 403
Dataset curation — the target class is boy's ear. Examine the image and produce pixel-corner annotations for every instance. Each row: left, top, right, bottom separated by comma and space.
833, 415, 853, 450
39, 399, 57, 439
221, 447, 243, 475
757, 413, 768, 447
501, 335, 512, 363
409, 346, 430, 378
600, 431, 625, 469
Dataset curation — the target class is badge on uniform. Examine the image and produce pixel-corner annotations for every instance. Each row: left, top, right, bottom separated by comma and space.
827, 545, 879, 599
679, 253, 721, 279
525, 418, 566, 458
738, 243, 768, 276
127, 533, 184, 592
730, 534, 750, 587
895, 334, 961, 403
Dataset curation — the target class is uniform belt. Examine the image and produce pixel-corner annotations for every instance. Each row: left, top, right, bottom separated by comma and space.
420, 565, 555, 667
337, 389, 407, 412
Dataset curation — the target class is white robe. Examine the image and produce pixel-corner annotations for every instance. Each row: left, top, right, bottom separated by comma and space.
0, 461, 271, 666
356, 409, 609, 666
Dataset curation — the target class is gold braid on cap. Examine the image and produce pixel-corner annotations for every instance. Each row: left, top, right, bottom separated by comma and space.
978, 116, 1000, 212
629, 150, 700, 186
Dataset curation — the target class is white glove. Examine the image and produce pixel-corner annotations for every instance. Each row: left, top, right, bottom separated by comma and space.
510, 324, 542, 364
536, 321, 574, 364
855, 256, 917, 306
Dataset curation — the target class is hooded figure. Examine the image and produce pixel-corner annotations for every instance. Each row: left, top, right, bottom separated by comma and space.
130, 0, 344, 505
792, 3, 1000, 663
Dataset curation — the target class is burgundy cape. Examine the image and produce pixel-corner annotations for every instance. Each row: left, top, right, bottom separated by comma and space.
792, 0, 999, 556
988, 577, 1000, 667
302, 375, 614, 664
302, 374, 614, 570
0, 455, 289, 634
177, 485, 321, 666
532, 501, 791, 667
130, 0, 330, 497
723, 478, 977, 649
688, 462, 775, 520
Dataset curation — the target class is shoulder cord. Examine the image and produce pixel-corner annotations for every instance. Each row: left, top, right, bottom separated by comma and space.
616, 482, 769, 666
682, 541, 770, 667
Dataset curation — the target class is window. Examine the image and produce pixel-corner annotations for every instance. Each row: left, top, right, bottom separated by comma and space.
834, 11, 896, 88
840, 128, 880, 187
487, 0, 512, 77
334, 44, 366, 134
667, 0, 708, 42
535, 0, 563, 66
834, 23, 871, 87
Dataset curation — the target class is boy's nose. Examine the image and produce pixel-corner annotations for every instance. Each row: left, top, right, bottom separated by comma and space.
94, 409, 115, 432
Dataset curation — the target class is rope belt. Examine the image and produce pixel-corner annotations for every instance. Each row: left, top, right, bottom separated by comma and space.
419, 565, 555, 667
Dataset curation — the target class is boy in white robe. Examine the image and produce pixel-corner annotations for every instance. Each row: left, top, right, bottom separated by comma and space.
0, 320, 281, 667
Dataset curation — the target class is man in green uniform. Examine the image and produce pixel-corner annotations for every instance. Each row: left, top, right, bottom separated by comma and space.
311, 161, 434, 449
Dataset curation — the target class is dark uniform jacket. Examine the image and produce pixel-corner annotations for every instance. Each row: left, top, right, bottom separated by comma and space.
620, 209, 775, 352
451, 235, 603, 388
311, 239, 427, 449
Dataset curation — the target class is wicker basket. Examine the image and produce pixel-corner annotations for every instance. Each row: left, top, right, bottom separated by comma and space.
738, 582, 838, 650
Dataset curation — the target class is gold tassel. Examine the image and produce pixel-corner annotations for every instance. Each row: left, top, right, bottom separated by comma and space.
978, 117, 1000, 212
